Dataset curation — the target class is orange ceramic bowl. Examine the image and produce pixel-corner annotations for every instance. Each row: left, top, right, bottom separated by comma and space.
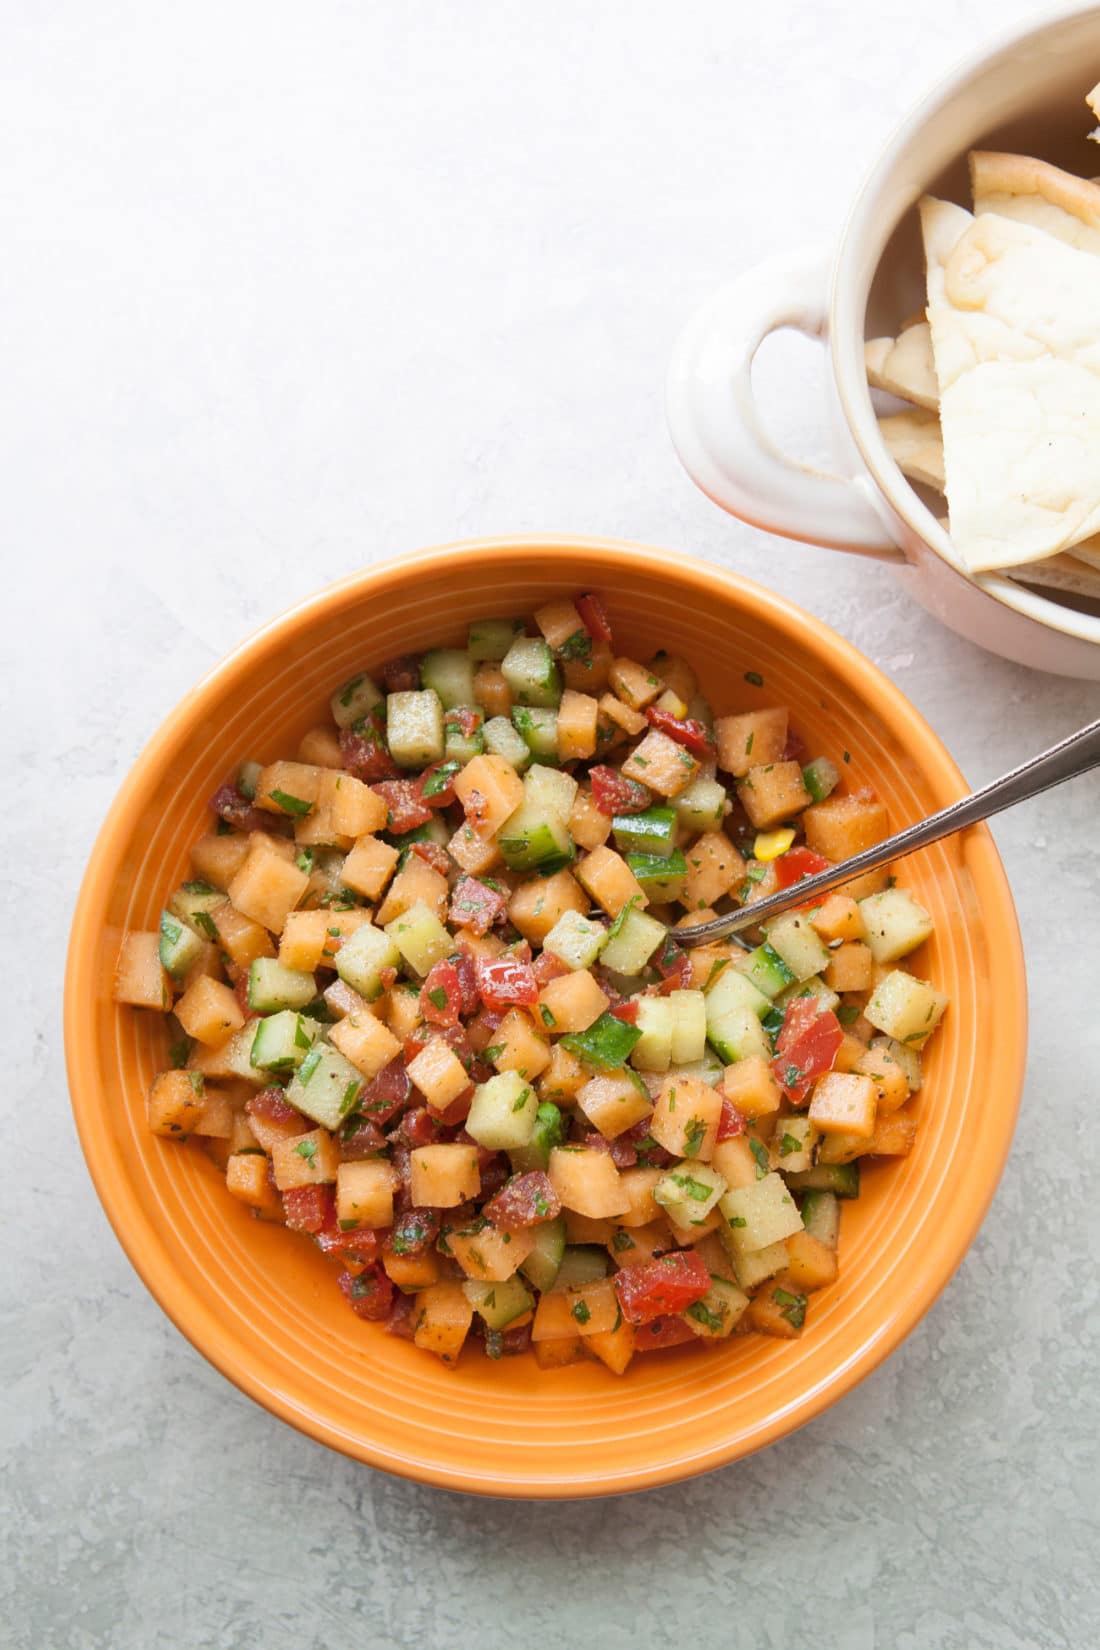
65, 536, 1026, 1498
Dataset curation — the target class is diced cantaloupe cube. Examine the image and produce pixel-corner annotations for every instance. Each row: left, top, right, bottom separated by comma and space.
538, 970, 610, 1035
575, 1072, 653, 1138
709, 1136, 756, 1191
621, 729, 700, 797
532, 1278, 620, 1341
114, 931, 172, 1010
447, 822, 504, 876
374, 856, 449, 925
147, 1070, 206, 1137
568, 788, 612, 851
714, 708, 788, 778
271, 1128, 340, 1190
278, 910, 331, 972
648, 1074, 723, 1161
532, 1335, 587, 1369
868, 1106, 919, 1156
228, 846, 310, 934
736, 762, 812, 829
534, 599, 586, 651
382, 982, 424, 1040
211, 902, 275, 968
809, 894, 865, 943
683, 831, 745, 910
334, 1158, 399, 1225
608, 657, 663, 710
490, 1008, 552, 1080
807, 1071, 877, 1137
556, 690, 599, 762
548, 1146, 630, 1218
193, 1087, 235, 1138
802, 794, 889, 860
383, 1249, 445, 1290
586, 1315, 636, 1373
254, 761, 325, 817
598, 692, 647, 742
576, 845, 646, 916
562, 641, 612, 694
748, 1284, 806, 1338
453, 754, 526, 836
407, 1037, 472, 1111
720, 1055, 782, 1120
850, 1044, 911, 1113
225, 1153, 283, 1218
409, 1143, 481, 1207
508, 868, 588, 944
615, 1167, 665, 1227
777, 1230, 839, 1292
447, 1225, 535, 1282
536, 1042, 588, 1105
824, 941, 873, 993
296, 724, 344, 768
473, 663, 511, 718
413, 1282, 475, 1365
328, 772, 388, 838
190, 832, 251, 890
174, 976, 245, 1047
340, 835, 400, 900
329, 1010, 402, 1082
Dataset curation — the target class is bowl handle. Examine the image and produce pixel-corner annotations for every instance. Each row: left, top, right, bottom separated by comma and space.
666, 246, 905, 562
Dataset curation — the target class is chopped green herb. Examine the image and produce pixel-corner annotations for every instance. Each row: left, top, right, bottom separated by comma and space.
611, 1229, 634, 1252
187, 1071, 205, 1095
341, 1079, 361, 1115
295, 848, 315, 874
421, 761, 461, 799
427, 986, 448, 1010
744, 670, 764, 687
686, 1300, 725, 1332
558, 630, 592, 661
571, 1299, 591, 1325
269, 789, 313, 818
682, 1116, 707, 1158
512, 1086, 532, 1113
483, 1045, 505, 1063
773, 1287, 807, 1328
167, 1037, 192, 1069
843, 751, 851, 764
837, 1002, 861, 1026
727, 1214, 747, 1228
294, 1139, 318, 1167
749, 1138, 769, 1178
779, 1132, 801, 1157
745, 732, 754, 755
671, 1171, 713, 1201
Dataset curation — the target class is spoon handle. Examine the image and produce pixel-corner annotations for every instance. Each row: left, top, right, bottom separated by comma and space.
676, 716, 1100, 946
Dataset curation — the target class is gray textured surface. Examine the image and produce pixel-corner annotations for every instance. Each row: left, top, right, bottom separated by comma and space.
6, 2, 1100, 1646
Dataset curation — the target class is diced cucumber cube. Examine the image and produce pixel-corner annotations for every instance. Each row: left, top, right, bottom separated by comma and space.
866, 969, 948, 1045
463, 1276, 535, 1330
740, 942, 796, 1000
236, 760, 264, 800
551, 1245, 609, 1290
468, 617, 524, 662
497, 803, 575, 874
250, 1010, 323, 1072
630, 997, 676, 1072
873, 1034, 922, 1091
666, 1049, 725, 1087
330, 672, 383, 729
483, 716, 531, 772
798, 1189, 840, 1248
444, 708, 485, 764
731, 1237, 791, 1290
669, 989, 707, 1065
465, 1071, 539, 1151
512, 706, 560, 762
674, 777, 728, 834
625, 849, 687, 903
384, 899, 453, 977
785, 1162, 861, 1198
286, 1044, 365, 1129
168, 881, 226, 941
502, 636, 562, 708
520, 1216, 567, 1292
542, 910, 608, 972
704, 964, 770, 1018
655, 1162, 727, 1231
599, 903, 666, 974
720, 1172, 803, 1254
858, 888, 934, 963
158, 910, 204, 980
420, 649, 477, 709
771, 1115, 818, 1173
704, 968, 771, 1063
802, 756, 840, 804
764, 911, 831, 981
524, 763, 577, 824
386, 689, 444, 768
509, 1102, 565, 1172
775, 976, 840, 1015
247, 957, 318, 1013
612, 806, 679, 858
335, 923, 402, 1000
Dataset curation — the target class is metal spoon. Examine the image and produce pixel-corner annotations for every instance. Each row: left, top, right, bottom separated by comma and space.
675, 716, 1100, 948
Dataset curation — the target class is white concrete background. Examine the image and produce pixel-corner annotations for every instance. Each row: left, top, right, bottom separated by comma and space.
6, 2, 1100, 1646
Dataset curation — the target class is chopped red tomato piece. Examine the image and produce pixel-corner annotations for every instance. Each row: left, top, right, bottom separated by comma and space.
210, 783, 271, 835
421, 959, 463, 1027
614, 1251, 710, 1325
381, 654, 421, 693
532, 950, 570, 986
716, 1098, 747, 1141
416, 760, 460, 808
317, 1215, 381, 1264
247, 1087, 302, 1126
446, 706, 482, 738
633, 1314, 698, 1351
483, 1170, 561, 1230
434, 1086, 474, 1127
576, 591, 613, 644
339, 710, 398, 782
385, 1292, 419, 1339
404, 1022, 472, 1068
232, 973, 251, 1015
387, 1105, 446, 1150
780, 727, 807, 764
583, 1131, 637, 1169
774, 846, 829, 890
339, 1118, 386, 1160
356, 1056, 413, 1125
282, 1184, 333, 1233
411, 840, 451, 876
449, 951, 481, 1015
449, 875, 507, 936
619, 1116, 672, 1168
371, 780, 434, 834
338, 1265, 394, 1321
772, 997, 843, 1104
652, 932, 691, 993
645, 707, 716, 758
465, 1005, 505, 1054
385, 1208, 441, 1256
609, 998, 639, 1024
590, 765, 652, 816
475, 953, 539, 1009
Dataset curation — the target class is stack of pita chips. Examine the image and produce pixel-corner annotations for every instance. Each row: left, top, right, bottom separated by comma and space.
867, 82, 1100, 603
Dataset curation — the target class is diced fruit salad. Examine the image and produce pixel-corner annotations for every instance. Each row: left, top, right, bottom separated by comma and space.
114, 593, 948, 1374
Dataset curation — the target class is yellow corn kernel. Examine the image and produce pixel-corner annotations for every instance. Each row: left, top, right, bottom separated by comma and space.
754, 828, 797, 862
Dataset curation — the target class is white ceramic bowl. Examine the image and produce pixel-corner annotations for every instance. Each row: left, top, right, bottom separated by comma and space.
667, 4, 1100, 680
